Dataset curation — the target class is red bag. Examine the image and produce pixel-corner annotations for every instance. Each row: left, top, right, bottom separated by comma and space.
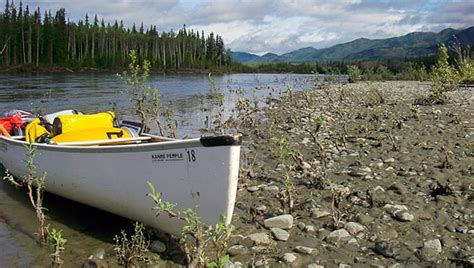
0, 116, 24, 136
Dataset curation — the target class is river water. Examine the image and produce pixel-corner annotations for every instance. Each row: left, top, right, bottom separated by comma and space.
0, 73, 324, 137
0, 72, 343, 266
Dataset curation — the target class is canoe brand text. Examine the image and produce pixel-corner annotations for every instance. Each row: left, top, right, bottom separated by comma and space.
152, 151, 184, 162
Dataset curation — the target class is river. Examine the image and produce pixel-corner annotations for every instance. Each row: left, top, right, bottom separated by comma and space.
0, 72, 343, 266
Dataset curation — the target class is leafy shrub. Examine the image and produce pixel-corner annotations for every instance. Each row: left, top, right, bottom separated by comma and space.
347, 65, 361, 82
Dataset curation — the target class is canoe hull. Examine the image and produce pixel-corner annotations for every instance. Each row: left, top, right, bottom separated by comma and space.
0, 136, 240, 236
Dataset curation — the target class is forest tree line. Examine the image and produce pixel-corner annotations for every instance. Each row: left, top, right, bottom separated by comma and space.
233, 46, 473, 81
0, 0, 232, 70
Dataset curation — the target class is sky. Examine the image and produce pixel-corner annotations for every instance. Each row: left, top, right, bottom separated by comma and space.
9, 0, 474, 55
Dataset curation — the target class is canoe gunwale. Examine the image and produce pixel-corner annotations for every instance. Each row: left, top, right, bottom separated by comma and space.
0, 134, 242, 153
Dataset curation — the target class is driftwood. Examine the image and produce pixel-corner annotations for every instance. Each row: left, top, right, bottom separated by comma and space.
0, 36, 10, 55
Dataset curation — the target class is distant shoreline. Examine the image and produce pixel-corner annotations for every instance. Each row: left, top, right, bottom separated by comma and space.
0, 65, 232, 75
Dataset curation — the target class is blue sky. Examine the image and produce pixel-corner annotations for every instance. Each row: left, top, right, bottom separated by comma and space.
7, 0, 474, 55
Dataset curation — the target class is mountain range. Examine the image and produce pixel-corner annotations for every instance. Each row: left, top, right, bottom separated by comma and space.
231, 26, 474, 64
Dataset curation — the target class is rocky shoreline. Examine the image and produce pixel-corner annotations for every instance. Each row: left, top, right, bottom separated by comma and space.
225, 81, 473, 267
2, 80, 472, 267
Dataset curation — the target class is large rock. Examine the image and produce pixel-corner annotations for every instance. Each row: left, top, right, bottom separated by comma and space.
349, 167, 372, 177
311, 208, 331, 218
281, 253, 300, 266
355, 214, 374, 226
227, 245, 249, 256
271, 228, 290, 241
247, 233, 271, 245
393, 211, 414, 222
307, 264, 324, 268
294, 246, 317, 255
325, 229, 352, 243
83, 257, 108, 268
150, 240, 167, 253
419, 239, 442, 261
344, 222, 366, 235
373, 241, 394, 258
264, 214, 293, 229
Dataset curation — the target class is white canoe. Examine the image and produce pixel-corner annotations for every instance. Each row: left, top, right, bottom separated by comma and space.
0, 134, 241, 236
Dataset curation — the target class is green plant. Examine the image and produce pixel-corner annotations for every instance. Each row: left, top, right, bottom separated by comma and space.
23, 144, 49, 245
331, 188, 346, 229
454, 45, 474, 83
207, 73, 225, 104
207, 214, 235, 268
118, 50, 178, 137
347, 65, 361, 82
147, 182, 234, 267
2, 144, 50, 247
276, 136, 295, 213
113, 222, 150, 267
431, 43, 460, 95
303, 114, 324, 143
49, 228, 67, 268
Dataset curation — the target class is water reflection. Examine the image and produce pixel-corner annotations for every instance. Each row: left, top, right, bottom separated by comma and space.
0, 73, 343, 136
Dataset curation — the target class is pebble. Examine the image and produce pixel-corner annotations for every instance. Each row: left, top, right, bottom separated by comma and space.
281, 253, 298, 265
339, 264, 351, 268
150, 240, 167, 253
91, 248, 105, 259
325, 229, 352, 243
344, 222, 366, 235
355, 214, 374, 226
419, 239, 442, 261
348, 238, 359, 246
456, 226, 469, 234
227, 245, 249, 256
393, 211, 415, 222
311, 208, 331, 218
373, 241, 394, 258
297, 222, 306, 230
388, 182, 408, 195
262, 185, 279, 191
304, 225, 316, 233
384, 157, 395, 163
247, 233, 271, 245
308, 264, 324, 268
441, 235, 456, 248
254, 259, 268, 267
264, 214, 293, 229
370, 160, 384, 168
302, 161, 312, 169
83, 257, 108, 268
317, 228, 331, 239
295, 246, 317, 255
247, 186, 260, 192
255, 205, 267, 213
271, 228, 290, 241
383, 204, 408, 214
373, 186, 385, 192
349, 167, 372, 177
378, 229, 399, 241
231, 261, 244, 268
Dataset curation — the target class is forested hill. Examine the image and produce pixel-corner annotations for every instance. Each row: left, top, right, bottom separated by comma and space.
233, 26, 474, 64
0, 1, 232, 70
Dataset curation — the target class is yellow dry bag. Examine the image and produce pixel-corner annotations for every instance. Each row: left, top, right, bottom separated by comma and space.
51, 127, 132, 144
25, 118, 50, 143
52, 111, 115, 136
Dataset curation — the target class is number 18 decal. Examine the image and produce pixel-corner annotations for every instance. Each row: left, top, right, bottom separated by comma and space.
186, 149, 196, 162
